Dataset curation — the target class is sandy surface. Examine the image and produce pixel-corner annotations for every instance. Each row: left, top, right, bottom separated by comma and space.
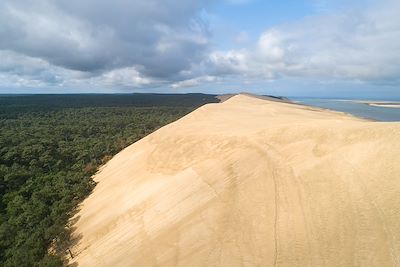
216, 94, 236, 102
70, 94, 400, 267
369, 104, 400, 108
353, 100, 400, 108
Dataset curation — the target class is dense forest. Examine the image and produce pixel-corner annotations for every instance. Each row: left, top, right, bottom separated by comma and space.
0, 94, 218, 266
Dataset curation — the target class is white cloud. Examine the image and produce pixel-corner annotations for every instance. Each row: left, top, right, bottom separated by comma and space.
0, 51, 156, 89
202, 0, 400, 85
171, 75, 217, 88
97, 67, 153, 87
234, 31, 249, 44
225, 0, 253, 5
257, 31, 285, 61
0, 50, 86, 88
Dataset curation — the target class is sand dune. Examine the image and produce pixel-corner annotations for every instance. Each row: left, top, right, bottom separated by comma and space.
70, 94, 400, 267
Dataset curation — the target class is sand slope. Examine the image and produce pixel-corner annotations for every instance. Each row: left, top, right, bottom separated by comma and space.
70, 95, 400, 267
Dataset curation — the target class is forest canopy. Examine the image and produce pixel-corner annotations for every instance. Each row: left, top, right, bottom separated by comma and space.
0, 93, 218, 266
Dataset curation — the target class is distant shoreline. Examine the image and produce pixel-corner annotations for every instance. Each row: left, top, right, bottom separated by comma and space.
292, 98, 400, 122
353, 100, 400, 109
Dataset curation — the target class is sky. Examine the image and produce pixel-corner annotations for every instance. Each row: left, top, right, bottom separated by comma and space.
0, 0, 399, 98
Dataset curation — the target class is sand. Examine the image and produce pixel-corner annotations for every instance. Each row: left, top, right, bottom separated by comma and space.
70, 94, 400, 267
369, 104, 400, 108
354, 100, 400, 108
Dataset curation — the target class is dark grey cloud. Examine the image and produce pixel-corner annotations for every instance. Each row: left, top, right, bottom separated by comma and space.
0, 0, 211, 86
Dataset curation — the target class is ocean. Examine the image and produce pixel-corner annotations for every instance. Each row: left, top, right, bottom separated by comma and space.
291, 98, 400, 122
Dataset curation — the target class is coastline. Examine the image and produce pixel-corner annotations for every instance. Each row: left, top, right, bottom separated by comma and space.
292, 97, 400, 121
353, 100, 400, 108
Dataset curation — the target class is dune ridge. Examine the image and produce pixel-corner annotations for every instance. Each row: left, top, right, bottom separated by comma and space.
70, 94, 400, 267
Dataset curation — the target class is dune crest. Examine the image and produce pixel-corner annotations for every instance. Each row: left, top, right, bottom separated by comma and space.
70, 94, 400, 267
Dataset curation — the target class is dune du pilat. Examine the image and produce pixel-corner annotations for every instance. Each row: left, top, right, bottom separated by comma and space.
70, 95, 400, 266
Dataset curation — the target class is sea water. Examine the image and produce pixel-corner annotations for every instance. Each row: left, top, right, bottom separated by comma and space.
292, 98, 400, 122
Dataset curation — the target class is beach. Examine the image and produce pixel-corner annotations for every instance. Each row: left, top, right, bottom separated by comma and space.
368, 103, 400, 108
354, 100, 400, 108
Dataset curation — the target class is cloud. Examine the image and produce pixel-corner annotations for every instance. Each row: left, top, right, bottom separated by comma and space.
234, 31, 250, 44
225, 0, 253, 5
95, 67, 153, 88
171, 75, 217, 89
0, 0, 212, 88
201, 0, 400, 86
0, 50, 86, 88
1, 0, 400, 91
